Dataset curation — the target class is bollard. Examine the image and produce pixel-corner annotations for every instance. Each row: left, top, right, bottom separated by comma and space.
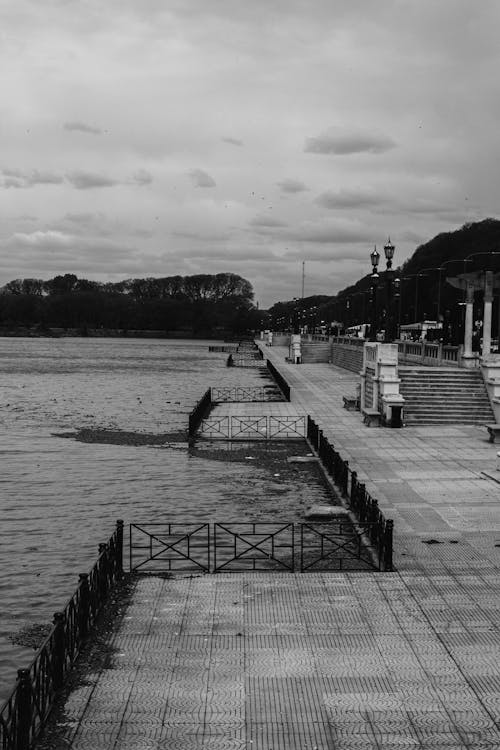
78, 573, 90, 638
15, 669, 31, 750
52, 612, 66, 690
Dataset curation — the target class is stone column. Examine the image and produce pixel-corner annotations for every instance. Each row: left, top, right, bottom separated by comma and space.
482, 271, 493, 357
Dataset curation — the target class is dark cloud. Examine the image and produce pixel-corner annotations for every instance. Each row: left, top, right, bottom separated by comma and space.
249, 214, 288, 228
305, 128, 396, 155
222, 137, 244, 146
66, 171, 118, 189
64, 121, 102, 135
315, 188, 383, 209
1, 168, 64, 189
189, 169, 216, 188
277, 178, 308, 194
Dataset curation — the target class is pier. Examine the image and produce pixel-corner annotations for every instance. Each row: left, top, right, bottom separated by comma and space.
21, 347, 500, 748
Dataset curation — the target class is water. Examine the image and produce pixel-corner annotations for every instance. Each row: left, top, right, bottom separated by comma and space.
0, 337, 329, 701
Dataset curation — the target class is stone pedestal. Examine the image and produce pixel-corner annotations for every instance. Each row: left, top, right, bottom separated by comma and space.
290, 334, 302, 364
361, 342, 404, 425
481, 354, 500, 422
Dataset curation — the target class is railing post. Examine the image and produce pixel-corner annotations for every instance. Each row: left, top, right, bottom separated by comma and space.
350, 470, 357, 502
384, 520, 394, 571
78, 573, 90, 638
116, 519, 124, 578
52, 612, 66, 690
99, 543, 109, 600
15, 669, 31, 750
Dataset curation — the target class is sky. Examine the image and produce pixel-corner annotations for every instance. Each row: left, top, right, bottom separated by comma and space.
1, 0, 500, 308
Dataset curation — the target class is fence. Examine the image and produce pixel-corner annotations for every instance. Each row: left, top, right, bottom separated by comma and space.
266, 360, 291, 401
130, 521, 384, 573
188, 388, 212, 436
397, 340, 462, 367
306, 417, 393, 570
211, 386, 283, 403
199, 415, 306, 440
0, 521, 124, 750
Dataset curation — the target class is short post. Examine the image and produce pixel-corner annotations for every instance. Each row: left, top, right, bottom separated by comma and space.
15, 669, 31, 750
98, 544, 109, 600
52, 612, 66, 690
350, 470, 358, 502
78, 573, 90, 638
116, 520, 124, 578
384, 520, 394, 571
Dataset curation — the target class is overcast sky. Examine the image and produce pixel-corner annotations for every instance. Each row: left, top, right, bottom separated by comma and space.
1, 0, 499, 308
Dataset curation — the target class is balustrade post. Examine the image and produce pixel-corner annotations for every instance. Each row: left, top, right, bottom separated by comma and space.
52, 612, 66, 690
116, 520, 124, 578
384, 520, 394, 571
342, 461, 349, 495
78, 573, 90, 638
98, 543, 109, 600
15, 669, 31, 750
350, 471, 357, 502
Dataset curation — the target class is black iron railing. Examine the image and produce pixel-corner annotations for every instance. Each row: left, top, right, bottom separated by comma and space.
266, 360, 291, 401
306, 417, 394, 571
0, 521, 123, 750
188, 388, 212, 436
129, 521, 385, 574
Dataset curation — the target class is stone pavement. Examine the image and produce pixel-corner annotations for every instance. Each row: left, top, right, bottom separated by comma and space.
42, 349, 500, 749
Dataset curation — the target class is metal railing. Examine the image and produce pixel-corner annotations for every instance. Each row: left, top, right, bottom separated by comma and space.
306, 417, 393, 570
211, 386, 283, 403
130, 521, 386, 574
199, 415, 306, 440
188, 388, 212, 436
266, 360, 291, 401
0, 521, 124, 750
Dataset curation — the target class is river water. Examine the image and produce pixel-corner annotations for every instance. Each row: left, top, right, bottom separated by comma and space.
0, 337, 329, 701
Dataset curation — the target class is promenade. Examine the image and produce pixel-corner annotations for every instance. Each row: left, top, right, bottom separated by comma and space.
40, 348, 500, 749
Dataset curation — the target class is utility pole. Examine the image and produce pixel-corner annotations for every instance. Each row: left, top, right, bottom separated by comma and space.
301, 261, 305, 299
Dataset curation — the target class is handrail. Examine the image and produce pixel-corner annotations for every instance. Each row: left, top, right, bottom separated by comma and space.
266, 360, 291, 401
0, 520, 124, 750
306, 418, 393, 570
188, 389, 212, 435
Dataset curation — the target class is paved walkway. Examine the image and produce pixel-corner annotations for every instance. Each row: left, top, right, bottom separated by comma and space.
43, 350, 500, 749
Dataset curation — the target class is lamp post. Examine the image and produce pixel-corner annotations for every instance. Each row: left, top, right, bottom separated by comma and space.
383, 238, 398, 342
369, 245, 380, 341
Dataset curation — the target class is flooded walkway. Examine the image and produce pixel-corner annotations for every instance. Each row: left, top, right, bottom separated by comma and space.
38, 347, 500, 749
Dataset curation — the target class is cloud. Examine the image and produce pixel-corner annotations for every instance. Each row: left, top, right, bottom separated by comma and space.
189, 169, 216, 188
249, 214, 288, 228
66, 171, 118, 189
315, 188, 384, 209
131, 169, 153, 186
277, 179, 308, 194
63, 121, 102, 135
304, 127, 396, 155
222, 137, 243, 146
284, 218, 374, 244
1, 168, 64, 189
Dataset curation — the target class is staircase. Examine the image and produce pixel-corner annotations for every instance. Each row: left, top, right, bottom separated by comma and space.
399, 367, 494, 425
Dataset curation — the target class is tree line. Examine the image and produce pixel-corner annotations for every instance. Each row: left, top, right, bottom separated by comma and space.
0, 272, 262, 336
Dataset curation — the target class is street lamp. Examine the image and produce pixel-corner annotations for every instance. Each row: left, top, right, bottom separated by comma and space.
369, 245, 380, 341
383, 237, 397, 342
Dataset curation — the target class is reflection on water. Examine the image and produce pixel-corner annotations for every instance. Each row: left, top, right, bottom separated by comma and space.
0, 337, 329, 701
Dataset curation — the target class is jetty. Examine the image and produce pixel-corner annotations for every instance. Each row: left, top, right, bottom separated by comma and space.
11, 344, 500, 749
